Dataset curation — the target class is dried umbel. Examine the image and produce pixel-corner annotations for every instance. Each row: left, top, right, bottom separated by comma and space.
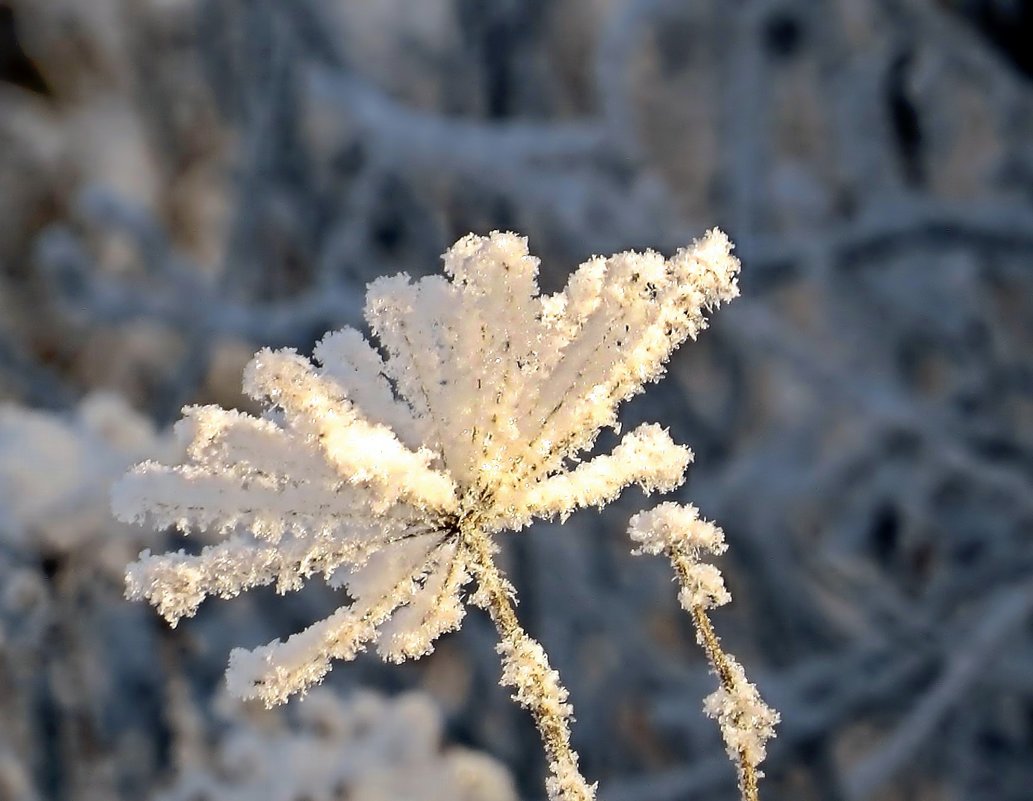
115, 229, 753, 800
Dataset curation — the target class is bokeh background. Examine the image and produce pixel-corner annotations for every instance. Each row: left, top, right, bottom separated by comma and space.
1, 1, 1032, 800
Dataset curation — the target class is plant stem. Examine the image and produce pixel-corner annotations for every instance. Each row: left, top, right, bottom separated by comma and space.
463, 525, 594, 801
670, 549, 760, 801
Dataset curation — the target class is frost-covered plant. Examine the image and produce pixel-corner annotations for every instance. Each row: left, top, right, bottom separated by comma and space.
114, 229, 761, 800
629, 503, 779, 801
158, 688, 517, 801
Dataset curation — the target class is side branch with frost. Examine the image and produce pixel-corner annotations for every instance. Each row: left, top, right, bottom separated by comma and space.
628, 503, 779, 801
113, 228, 743, 801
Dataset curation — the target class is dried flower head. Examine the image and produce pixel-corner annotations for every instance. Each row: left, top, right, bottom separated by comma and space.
114, 229, 740, 800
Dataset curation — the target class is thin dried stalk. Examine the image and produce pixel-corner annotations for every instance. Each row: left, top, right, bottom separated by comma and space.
673, 548, 760, 801
463, 525, 595, 801
629, 503, 777, 801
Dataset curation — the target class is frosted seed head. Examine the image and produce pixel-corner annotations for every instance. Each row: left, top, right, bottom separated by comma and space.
627, 501, 726, 557
116, 229, 741, 714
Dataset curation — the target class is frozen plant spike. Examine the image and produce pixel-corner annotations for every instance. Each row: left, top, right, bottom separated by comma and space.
628, 503, 779, 801
115, 229, 741, 801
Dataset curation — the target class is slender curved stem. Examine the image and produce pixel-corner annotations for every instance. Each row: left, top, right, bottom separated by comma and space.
462, 525, 594, 801
670, 549, 760, 801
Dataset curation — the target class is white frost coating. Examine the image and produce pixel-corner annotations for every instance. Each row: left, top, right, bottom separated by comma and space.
677, 563, 731, 611
176, 405, 340, 485
627, 501, 727, 557
378, 543, 469, 663
629, 501, 778, 790
116, 229, 739, 713
243, 348, 457, 511
507, 229, 739, 490
497, 636, 573, 720
497, 635, 596, 801
342, 533, 444, 605
628, 503, 730, 609
313, 327, 428, 450
703, 655, 780, 772
364, 273, 457, 458
113, 462, 369, 538
126, 532, 385, 626
439, 232, 542, 483
509, 424, 692, 526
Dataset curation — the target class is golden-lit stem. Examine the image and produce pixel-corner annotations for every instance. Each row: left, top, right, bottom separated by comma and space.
670, 549, 760, 801
463, 525, 592, 801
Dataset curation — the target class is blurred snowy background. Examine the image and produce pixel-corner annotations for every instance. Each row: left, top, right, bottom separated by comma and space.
1, 1, 1032, 800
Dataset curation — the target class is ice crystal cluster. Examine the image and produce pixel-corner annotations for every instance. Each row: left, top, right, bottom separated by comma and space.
629, 501, 732, 610
115, 228, 754, 800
